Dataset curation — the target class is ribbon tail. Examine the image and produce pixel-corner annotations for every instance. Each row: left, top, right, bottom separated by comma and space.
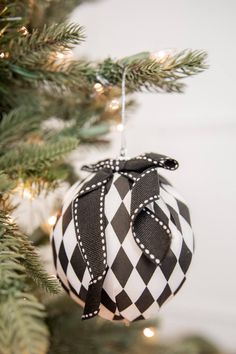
131, 169, 171, 264
73, 181, 109, 320
82, 273, 107, 319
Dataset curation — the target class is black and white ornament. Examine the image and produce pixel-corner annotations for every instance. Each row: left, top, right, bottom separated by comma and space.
51, 152, 194, 322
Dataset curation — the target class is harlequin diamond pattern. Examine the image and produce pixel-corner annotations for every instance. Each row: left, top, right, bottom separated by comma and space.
58, 242, 69, 273
114, 175, 130, 199
136, 254, 156, 285
51, 173, 194, 322
111, 247, 133, 287
111, 203, 130, 243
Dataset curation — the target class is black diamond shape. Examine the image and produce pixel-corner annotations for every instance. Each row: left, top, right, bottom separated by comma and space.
111, 247, 133, 287
177, 199, 191, 225
111, 203, 130, 243
104, 214, 108, 230
113, 314, 124, 321
135, 288, 154, 313
116, 290, 132, 312
114, 175, 130, 199
51, 237, 57, 268
58, 242, 69, 273
179, 240, 192, 274
136, 254, 157, 285
133, 315, 145, 321
154, 203, 169, 225
70, 245, 87, 282
62, 203, 72, 234
160, 249, 177, 280
157, 284, 172, 307
101, 289, 116, 314
78, 285, 87, 302
173, 276, 186, 295
166, 204, 182, 233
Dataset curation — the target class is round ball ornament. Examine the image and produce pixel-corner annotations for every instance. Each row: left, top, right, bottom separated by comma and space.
51, 152, 194, 322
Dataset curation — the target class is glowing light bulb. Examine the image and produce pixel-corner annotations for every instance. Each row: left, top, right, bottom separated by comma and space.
150, 48, 176, 63
22, 188, 33, 200
8, 215, 14, 224
143, 327, 155, 338
116, 123, 124, 132
56, 52, 64, 59
0, 52, 9, 59
47, 215, 57, 226
108, 99, 120, 111
94, 83, 104, 94
19, 26, 28, 36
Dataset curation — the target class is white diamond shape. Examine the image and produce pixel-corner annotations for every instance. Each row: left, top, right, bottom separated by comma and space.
53, 216, 63, 253
147, 266, 169, 300
142, 301, 160, 319
169, 222, 183, 259
103, 269, 117, 303
122, 231, 142, 267
122, 189, 131, 211
63, 220, 78, 260
179, 216, 194, 252
81, 267, 91, 290
160, 187, 179, 212
105, 181, 123, 223
163, 184, 186, 204
168, 263, 185, 293
123, 268, 146, 303
120, 304, 141, 321
66, 263, 82, 293
154, 193, 171, 217
105, 223, 122, 265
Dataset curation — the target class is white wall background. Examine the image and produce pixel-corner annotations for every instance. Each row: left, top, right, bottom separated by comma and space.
68, 0, 236, 352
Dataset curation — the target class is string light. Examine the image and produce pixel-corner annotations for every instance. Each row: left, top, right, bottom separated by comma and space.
143, 327, 155, 338
51, 49, 73, 64
0, 52, 9, 59
8, 215, 14, 224
47, 215, 57, 226
116, 123, 124, 132
19, 26, 29, 36
14, 181, 36, 200
22, 188, 33, 200
108, 99, 120, 111
94, 82, 104, 94
150, 48, 176, 64
55, 52, 65, 59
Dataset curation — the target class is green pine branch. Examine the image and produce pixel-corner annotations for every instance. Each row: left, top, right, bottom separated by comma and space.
0, 106, 42, 150
0, 294, 48, 354
10, 22, 85, 67
0, 212, 60, 294
0, 137, 78, 179
3, 49, 207, 94
0, 211, 60, 354
98, 50, 208, 92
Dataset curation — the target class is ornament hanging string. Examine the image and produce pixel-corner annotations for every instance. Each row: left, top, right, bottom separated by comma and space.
120, 67, 128, 158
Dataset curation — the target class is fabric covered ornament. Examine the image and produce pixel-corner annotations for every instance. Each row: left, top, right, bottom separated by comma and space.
51, 152, 194, 322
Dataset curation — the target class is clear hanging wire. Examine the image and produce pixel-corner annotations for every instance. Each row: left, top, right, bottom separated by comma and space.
119, 67, 128, 158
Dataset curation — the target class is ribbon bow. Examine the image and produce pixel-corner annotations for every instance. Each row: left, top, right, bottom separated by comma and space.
72, 153, 178, 319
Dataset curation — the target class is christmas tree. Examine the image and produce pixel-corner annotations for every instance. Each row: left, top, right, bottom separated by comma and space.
0, 1, 217, 354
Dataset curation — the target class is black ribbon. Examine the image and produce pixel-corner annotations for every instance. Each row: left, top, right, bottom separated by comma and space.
72, 153, 178, 319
